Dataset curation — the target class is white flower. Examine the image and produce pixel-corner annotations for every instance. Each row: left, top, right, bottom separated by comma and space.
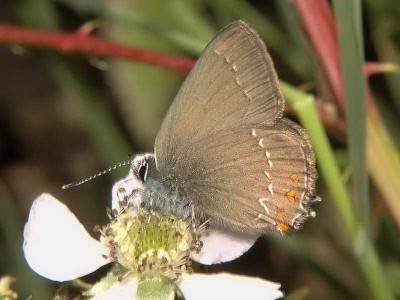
23, 171, 283, 299
91, 273, 282, 300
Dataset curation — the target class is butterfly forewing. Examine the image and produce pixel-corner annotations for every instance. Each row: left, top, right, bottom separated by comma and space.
154, 21, 317, 235
155, 21, 284, 158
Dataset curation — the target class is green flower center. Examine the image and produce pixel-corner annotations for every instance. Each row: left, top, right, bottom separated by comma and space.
99, 207, 205, 279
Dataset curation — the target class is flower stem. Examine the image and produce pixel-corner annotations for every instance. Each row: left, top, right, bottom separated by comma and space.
137, 275, 176, 300
69, 279, 92, 291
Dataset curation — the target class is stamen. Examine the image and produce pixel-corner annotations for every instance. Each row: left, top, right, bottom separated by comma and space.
100, 206, 207, 280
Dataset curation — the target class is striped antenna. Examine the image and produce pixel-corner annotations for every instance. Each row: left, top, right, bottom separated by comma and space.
62, 158, 133, 189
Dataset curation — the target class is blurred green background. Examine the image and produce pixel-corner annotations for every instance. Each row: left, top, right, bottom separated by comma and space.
1, 0, 400, 299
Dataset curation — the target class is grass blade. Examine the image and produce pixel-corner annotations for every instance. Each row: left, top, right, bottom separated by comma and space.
282, 82, 394, 300
333, 0, 369, 231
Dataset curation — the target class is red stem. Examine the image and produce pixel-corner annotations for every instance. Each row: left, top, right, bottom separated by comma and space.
0, 25, 195, 73
0, 23, 348, 139
293, 0, 383, 120
293, 0, 345, 116
364, 62, 398, 77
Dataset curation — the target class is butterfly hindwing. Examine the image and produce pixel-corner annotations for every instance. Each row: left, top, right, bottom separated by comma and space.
156, 119, 316, 234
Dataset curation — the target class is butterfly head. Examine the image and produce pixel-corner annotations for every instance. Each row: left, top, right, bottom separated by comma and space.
131, 153, 158, 184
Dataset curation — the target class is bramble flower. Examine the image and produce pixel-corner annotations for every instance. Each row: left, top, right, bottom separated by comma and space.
0, 276, 18, 299
23, 170, 283, 299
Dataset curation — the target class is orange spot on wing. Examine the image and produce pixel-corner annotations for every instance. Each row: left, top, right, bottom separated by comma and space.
290, 173, 299, 183
276, 213, 285, 222
277, 223, 290, 232
286, 189, 298, 203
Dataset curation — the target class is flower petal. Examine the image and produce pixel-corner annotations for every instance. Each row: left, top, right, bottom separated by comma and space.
112, 170, 144, 212
191, 227, 258, 264
23, 193, 112, 281
90, 277, 138, 300
178, 273, 283, 300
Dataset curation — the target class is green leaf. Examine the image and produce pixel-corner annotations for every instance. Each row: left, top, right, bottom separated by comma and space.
384, 262, 400, 297
333, 0, 369, 232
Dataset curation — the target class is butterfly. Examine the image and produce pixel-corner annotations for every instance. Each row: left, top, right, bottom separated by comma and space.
127, 20, 319, 236
66, 20, 319, 236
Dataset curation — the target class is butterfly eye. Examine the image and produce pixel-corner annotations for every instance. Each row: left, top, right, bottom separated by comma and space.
138, 163, 148, 182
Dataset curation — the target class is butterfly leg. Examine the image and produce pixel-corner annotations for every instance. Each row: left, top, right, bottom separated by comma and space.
190, 202, 196, 229
147, 196, 154, 224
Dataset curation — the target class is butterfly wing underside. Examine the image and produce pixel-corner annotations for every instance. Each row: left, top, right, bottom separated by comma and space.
154, 21, 317, 234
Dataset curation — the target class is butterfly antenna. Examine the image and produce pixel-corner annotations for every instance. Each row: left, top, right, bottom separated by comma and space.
62, 158, 133, 190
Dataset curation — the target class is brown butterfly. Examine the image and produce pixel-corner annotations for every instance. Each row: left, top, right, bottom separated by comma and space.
61, 20, 316, 236
127, 20, 320, 236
